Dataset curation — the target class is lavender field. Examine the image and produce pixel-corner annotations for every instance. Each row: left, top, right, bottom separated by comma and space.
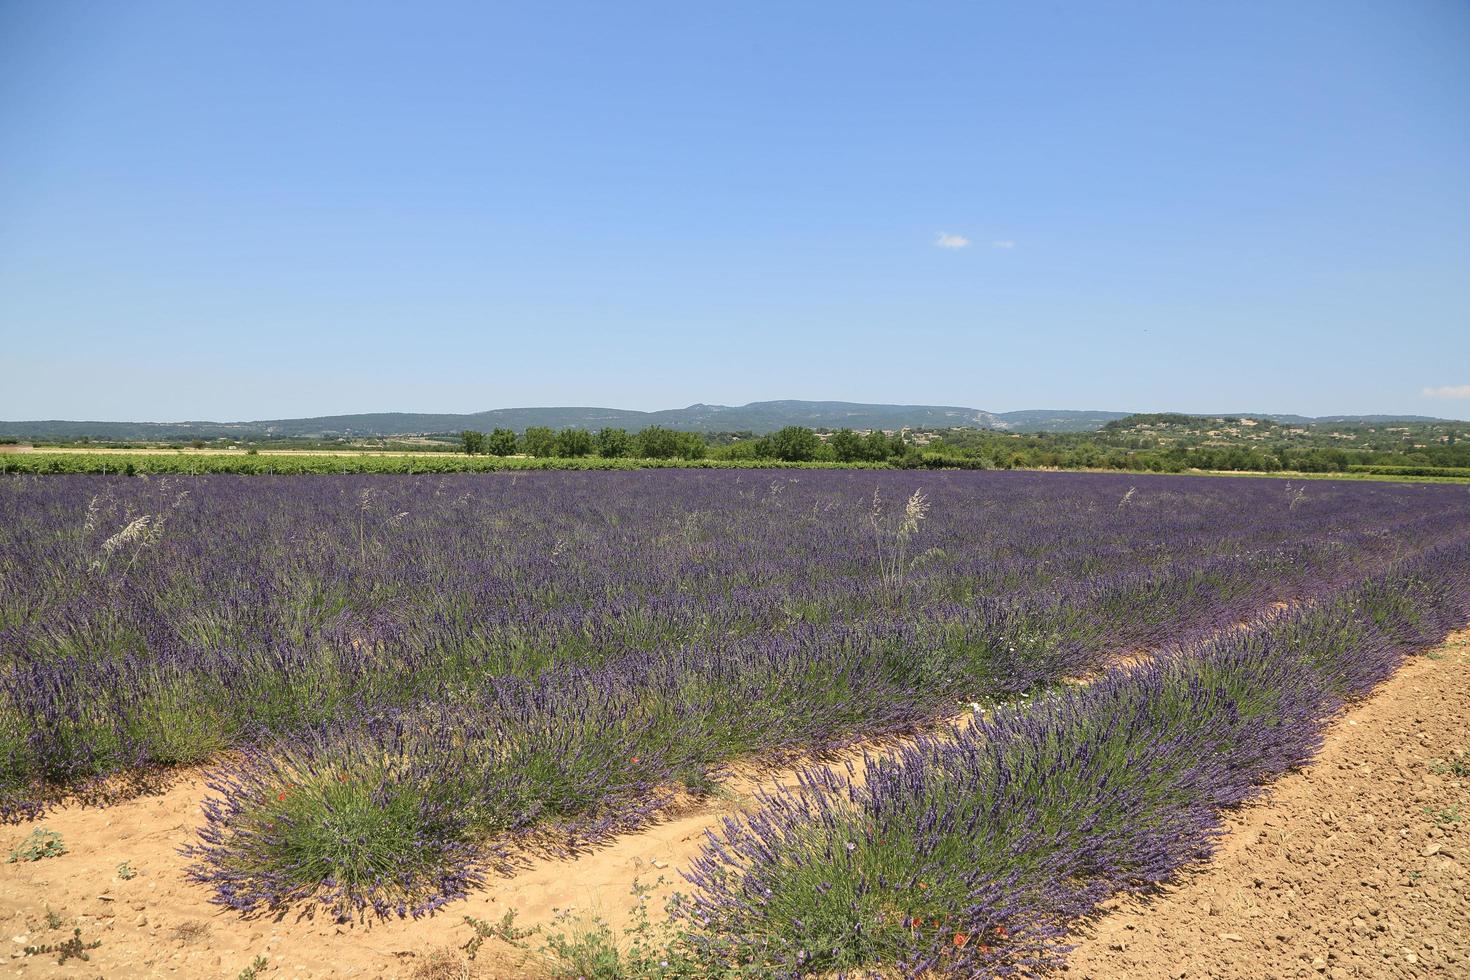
2, 470, 1469, 972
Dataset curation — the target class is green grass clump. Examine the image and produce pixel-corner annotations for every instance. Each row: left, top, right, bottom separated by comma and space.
24, 928, 100, 965
235, 955, 269, 980
7, 828, 66, 863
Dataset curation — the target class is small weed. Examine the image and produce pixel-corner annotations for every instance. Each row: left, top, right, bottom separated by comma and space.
24, 928, 100, 965
537, 879, 704, 979
541, 916, 626, 979
1429, 755, 1469, 778
236, 955, 269, 980
44, 906, 63, 930
7, 828, 66, 863
1424, 806, 1462, 825
116, 860, 137, 879
470, 880, 707, 979
462, 910, 536, 961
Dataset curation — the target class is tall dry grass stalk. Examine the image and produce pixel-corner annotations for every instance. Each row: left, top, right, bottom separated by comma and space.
92, 514, 165, 572
870, 487, 930, 603
1285, 482, 1306, 512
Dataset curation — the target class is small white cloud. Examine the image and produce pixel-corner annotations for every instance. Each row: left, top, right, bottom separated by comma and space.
1421, 384, 1470, 399
991, 240, 1016, 249
934, 232, 970, 249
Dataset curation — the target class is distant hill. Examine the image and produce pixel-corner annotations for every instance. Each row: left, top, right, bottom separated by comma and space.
1, 402, 1462, 442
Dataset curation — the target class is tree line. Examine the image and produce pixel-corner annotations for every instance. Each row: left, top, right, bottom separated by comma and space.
459, 425, 709, 459
460, 425, 916, 463
458, 417, 1470, 475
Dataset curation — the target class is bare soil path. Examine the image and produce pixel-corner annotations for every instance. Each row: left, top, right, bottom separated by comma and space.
2, 631, 1466, 979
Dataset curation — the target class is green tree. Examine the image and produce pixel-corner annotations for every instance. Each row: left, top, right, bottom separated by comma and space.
634, 426, 680, 459
553, 428, 595, 457
675, 431, 708, 459
829, 428, 864, 462
862, 430, 896, 461
595, 427, 633, 458
634, 426, 707, 459
520, 426, 556, 457
459, 430, 485, 455
757, 426, 821, 462
485, 428, 518, 456
712, 439, 761, 460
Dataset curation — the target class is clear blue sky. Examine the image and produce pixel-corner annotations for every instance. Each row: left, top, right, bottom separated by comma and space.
2, 1, 1467, 421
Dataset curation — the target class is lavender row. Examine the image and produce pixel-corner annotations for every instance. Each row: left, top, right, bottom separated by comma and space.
675, 540, 1470, 978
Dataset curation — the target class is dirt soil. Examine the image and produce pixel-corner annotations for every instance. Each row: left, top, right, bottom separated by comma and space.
2, 631, 1466, 980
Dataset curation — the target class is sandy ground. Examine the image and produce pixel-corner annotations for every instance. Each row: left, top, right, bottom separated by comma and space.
2, 632, 1466, 979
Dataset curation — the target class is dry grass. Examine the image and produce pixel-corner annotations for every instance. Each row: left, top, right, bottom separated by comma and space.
408, 946, 491, 980
169, 920, 210, 945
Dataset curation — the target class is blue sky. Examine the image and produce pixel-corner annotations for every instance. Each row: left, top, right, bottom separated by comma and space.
2, 1, 1467, 421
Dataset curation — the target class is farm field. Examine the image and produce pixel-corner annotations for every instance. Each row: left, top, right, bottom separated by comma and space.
2, 469, 1469, 978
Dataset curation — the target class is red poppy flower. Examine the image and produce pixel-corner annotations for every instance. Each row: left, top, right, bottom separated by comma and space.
276, 792, 288, 802
954, 933, 969, 949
